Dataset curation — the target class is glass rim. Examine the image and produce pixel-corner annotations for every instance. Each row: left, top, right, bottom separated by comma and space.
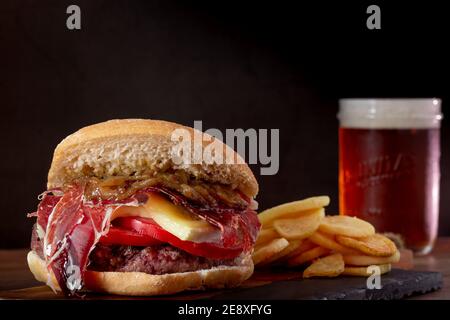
338, 98, 443, 128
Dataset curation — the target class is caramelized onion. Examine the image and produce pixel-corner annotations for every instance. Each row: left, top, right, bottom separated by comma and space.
76, 171, 249, 208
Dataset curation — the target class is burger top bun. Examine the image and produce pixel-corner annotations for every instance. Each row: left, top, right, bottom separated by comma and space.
47, 119, 258, 198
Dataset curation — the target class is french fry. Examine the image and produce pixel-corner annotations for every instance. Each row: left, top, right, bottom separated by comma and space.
342, 264, 391, 276
256, 228, 278, 246
319, 215, 375, 238
336, 234, 397, 257
258, 240, 302, 266
253, 238, 290, 265
309, 231, 360, 255
273, 208, 324, 240
303, 253, 345, 278
258, 196, 330, 226
342, 250, 400, 266
283, 239, 316, 260
287, 246, 330, 267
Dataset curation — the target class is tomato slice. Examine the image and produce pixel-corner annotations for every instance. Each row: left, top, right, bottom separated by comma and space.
99, 226, 163, 246
115, 217, 243, 259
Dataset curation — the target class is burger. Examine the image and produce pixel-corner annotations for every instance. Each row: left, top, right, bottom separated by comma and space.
27, 119, 260, 296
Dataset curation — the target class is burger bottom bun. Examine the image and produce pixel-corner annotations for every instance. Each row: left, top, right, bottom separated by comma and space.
27, 250, 254, 296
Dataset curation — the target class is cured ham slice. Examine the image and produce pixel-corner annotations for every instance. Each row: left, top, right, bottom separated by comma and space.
31, 183, 259, 296
147, 187, 260, 252
32, 190, 63, 236
43, 183, 99, 295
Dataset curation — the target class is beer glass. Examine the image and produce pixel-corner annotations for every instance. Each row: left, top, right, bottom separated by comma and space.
338, 99, 442, 255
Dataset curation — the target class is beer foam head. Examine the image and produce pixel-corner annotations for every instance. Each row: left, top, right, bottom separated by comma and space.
338, 99, 442, 129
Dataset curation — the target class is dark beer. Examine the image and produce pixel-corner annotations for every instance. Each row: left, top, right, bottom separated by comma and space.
338, 99, 442, 254
339, 128, 440, 253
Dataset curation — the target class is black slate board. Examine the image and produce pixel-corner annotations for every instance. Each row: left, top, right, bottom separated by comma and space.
212, 269, 443, 300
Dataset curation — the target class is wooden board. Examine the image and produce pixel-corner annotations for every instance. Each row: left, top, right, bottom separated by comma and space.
0, 269, 442, 300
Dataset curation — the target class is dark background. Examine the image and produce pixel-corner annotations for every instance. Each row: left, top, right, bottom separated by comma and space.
0, 0, 449, 248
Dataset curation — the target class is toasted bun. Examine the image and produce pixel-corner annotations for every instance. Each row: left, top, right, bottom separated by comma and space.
47, 119, 258, 198
27, 251, 253, 296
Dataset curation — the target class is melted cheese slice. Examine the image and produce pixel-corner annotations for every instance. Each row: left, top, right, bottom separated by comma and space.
111, 192, 220, 243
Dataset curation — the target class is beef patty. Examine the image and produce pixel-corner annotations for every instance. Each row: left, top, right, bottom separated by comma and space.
88, 244, 236, 274
31, 224, 237, 275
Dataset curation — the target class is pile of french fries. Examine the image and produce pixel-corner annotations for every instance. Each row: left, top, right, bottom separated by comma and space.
253, 196, 400, 278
